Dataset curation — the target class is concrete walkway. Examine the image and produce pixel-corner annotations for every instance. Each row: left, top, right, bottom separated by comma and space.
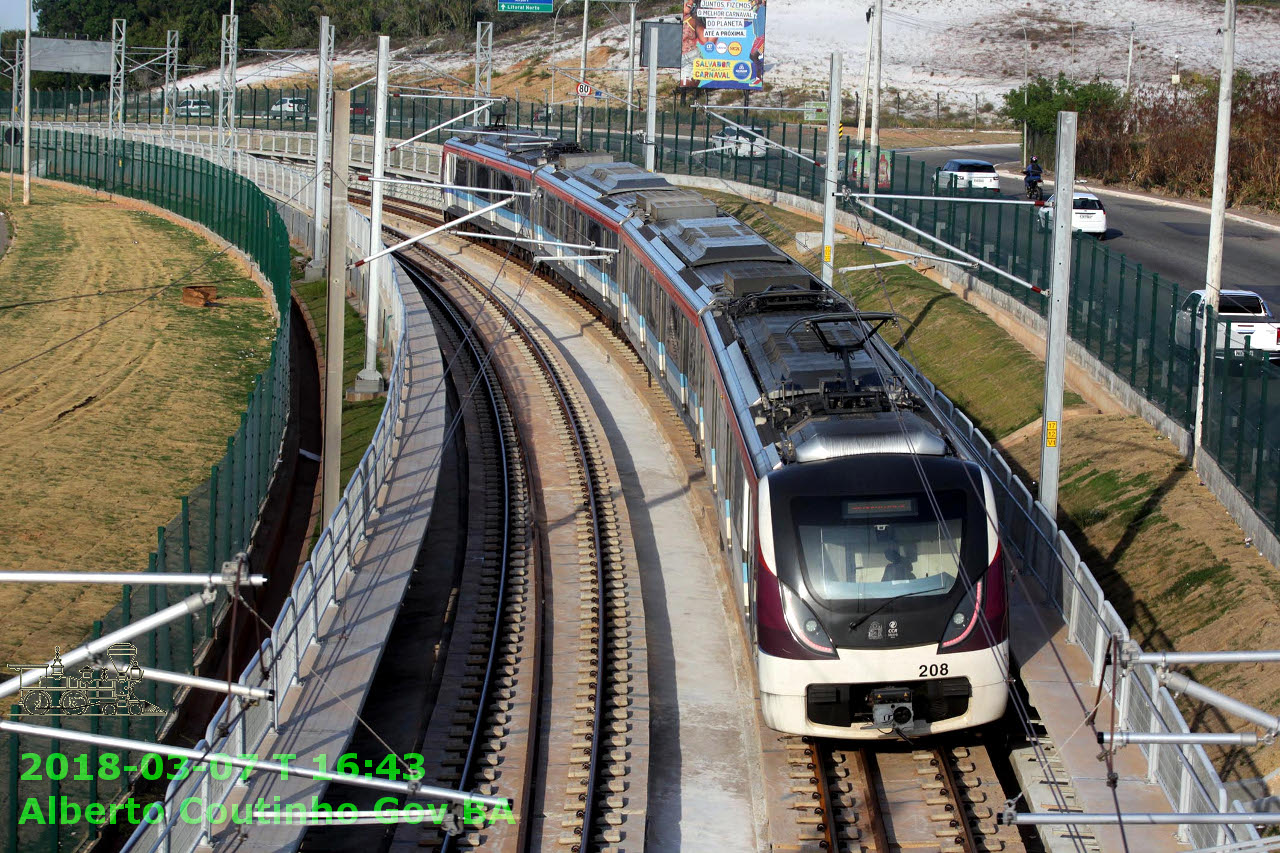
214, 267, 447, 852
1011, 580, 1191, 853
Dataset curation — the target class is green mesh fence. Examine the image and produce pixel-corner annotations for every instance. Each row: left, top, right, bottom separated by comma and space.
0, 128, 291, 853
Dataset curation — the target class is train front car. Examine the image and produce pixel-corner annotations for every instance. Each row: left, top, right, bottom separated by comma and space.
716, 297, 1010, 740
757, 449, 1008, 738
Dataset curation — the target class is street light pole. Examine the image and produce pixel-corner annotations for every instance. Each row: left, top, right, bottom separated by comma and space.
868, 0, 883, 196
1125, 22, 1136, 93
626, 0, 636, 139
1193, 0, 1237, 461
821, 52, 841, 285
856, 6, 873, 181
22, 0, 32, 205
644, 35, 657, 171
1021, 26, 1029, 164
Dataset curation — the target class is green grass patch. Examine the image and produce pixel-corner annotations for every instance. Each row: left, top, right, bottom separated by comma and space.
701, 190, 1081, 441
292, 278, 386, 491
1164, 562, 1232, 600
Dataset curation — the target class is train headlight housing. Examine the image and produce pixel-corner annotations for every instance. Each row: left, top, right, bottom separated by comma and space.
781, 583, 837, 657
939, 580, 983, 650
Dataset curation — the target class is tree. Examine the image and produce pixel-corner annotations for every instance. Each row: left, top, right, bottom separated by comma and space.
1002, 73, 1122, 137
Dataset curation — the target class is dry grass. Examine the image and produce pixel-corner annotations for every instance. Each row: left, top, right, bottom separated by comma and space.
1000, 413, 1280, 783
0, 183, 274, 671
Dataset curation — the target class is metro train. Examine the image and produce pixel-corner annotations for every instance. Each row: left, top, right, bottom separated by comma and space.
439, 128, 1009, 739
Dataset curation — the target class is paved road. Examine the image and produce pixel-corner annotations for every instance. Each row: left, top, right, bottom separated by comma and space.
900, 143, 1280, 307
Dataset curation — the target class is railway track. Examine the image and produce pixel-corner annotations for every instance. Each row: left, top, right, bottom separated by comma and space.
396, 244, 644, 851
786, 736, 1026, 853
355, 189, 1031, 853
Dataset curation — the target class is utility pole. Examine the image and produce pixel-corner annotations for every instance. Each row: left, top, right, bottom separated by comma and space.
310, 16, 333, 274
356, 36, 389, 396
821, 52, 841, 286
1193, 0, 1237, 461
323, 89, 352, 523
1039, 110, 1077, 520
644, 35, 657, 171
868, 0, 883, 196
1173, 54, 1181, 112
576, 0, 591, 142
1125, 22, 1136, 93
22, 0, 31, 205
856, 5, 873, 176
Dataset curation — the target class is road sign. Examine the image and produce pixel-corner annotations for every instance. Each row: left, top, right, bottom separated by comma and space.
595, 90, 604, 99
576, 82, 592, 97
803, 100, 828, 122
498, 0, 553, 11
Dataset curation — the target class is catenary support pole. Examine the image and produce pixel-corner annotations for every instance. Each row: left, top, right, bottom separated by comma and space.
1039, 110, 1077, 519
1194, 0, 1236, 461
576, 0, 591, 142
323, 89, 352, 523
21, 0, 30, 205
356, 36, 389, 395
310, 15, 333, 270
821, 52, 841, 285
868, 0, 884, 196
645, 35, 657, 172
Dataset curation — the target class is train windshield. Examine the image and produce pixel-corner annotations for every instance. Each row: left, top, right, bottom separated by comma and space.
793, 492, 965, 604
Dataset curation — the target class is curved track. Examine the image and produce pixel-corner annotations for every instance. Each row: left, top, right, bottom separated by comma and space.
397, 243, 641, 851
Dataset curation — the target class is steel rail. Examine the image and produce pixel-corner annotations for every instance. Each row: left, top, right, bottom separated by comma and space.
406, 243, 611, 851
398, 258, 514, 844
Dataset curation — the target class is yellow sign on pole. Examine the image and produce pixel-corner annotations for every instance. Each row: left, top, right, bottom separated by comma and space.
1045, 420, 1059, 447
823, 245, 832, 263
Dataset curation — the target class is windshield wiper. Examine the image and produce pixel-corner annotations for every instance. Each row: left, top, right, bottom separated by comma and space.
847, 587, 942, 636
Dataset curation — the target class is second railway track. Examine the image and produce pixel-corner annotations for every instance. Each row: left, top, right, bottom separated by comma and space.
396, 242, 647, 852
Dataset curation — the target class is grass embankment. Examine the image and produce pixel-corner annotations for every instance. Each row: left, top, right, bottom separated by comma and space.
0, 183, 274, 670
291, 257, 384, 502
706, 188, 1280, 783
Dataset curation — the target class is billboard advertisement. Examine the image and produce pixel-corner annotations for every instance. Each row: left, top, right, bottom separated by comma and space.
680, 0, 766, 90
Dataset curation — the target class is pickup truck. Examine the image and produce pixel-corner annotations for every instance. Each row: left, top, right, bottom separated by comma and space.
1174, 289, 1280, 364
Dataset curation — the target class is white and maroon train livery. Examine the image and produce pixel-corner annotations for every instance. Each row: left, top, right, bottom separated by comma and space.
440, 129, 1009, 738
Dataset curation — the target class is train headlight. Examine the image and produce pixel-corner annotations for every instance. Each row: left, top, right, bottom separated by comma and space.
939, 580, 983, 651
781, 583, 837, 657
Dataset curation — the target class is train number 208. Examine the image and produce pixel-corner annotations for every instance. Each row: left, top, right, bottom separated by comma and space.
919, 663, 949, 677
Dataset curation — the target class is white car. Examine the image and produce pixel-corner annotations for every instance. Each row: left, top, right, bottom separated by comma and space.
712, 127, 768, 158
269, 97, 310, 118
1037, 191, 1107, 237
175, 99, 212, 118
1175, 289, 1280, 364
935, 159, 1000, 191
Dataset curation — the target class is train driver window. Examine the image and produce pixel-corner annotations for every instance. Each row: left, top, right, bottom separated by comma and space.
793, 493, 966, 602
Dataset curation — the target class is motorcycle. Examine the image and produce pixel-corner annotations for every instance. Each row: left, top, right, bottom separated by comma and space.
1024, 174, 1044, 201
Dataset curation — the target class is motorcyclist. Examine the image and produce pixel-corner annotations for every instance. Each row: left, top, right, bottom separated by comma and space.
1023, 155, 1043, 192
